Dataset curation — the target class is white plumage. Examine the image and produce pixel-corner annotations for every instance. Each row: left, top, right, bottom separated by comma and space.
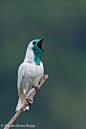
15, 38, 44, 111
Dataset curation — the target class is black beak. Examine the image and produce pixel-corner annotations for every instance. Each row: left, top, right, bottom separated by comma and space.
40, 38, 44, 42
37, 38, 45, 51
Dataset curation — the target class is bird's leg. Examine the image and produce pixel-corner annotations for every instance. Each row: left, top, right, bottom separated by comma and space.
32, 86, 40, 92
25, 97, 33, 105
23, 90, 33, 105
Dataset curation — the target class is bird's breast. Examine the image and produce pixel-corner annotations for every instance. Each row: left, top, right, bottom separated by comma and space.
22, 62, 43, 88
25, 62, 43, 77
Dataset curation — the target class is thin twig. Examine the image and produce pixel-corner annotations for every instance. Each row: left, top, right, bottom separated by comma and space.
4, 74, 48, 129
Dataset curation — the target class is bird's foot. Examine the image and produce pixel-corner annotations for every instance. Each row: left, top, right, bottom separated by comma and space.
25, 97, 33, 105
32, 86, 40, 92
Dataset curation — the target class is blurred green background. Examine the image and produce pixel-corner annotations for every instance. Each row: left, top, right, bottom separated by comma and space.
0, 0, 86, 129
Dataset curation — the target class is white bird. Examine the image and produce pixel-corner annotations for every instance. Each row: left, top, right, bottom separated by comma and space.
15, 38, 45, 111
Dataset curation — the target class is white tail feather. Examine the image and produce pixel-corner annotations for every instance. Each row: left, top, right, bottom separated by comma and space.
15, 98, 22, 111
15, 98, 29, 111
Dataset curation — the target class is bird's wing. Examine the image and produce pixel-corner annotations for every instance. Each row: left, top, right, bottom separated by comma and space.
41, 61, 44, 77
16, 62, 27, 110
17, 62, 26, 96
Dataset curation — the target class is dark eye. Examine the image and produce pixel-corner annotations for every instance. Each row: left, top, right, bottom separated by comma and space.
33, 41, 36, 45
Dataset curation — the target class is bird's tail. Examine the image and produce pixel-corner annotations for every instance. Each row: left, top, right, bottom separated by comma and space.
15, 98, 22, 111
15, 98, 29, 111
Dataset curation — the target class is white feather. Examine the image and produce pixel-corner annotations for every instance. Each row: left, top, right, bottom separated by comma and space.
15, 40, 44, 111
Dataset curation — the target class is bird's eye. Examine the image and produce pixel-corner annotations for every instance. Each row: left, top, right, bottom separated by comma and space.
33, 41, 36, 45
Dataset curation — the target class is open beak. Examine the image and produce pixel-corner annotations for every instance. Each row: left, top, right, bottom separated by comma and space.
37, 38, 45, 52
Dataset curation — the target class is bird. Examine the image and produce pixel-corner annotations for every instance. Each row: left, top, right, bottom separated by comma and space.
15, 38, 45, 111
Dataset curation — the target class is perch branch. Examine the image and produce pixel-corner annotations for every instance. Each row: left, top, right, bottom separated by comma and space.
4, 74, 48, 129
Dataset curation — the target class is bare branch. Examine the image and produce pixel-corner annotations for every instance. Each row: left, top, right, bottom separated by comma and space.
4, 74, 48, 129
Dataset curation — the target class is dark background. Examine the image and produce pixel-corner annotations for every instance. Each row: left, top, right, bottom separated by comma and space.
0, 0, 86, 129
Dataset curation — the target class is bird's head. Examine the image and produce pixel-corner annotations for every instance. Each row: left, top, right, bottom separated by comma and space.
29, 38, 45, 51
29, 38, 45, 56
25, 38, 45, 65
